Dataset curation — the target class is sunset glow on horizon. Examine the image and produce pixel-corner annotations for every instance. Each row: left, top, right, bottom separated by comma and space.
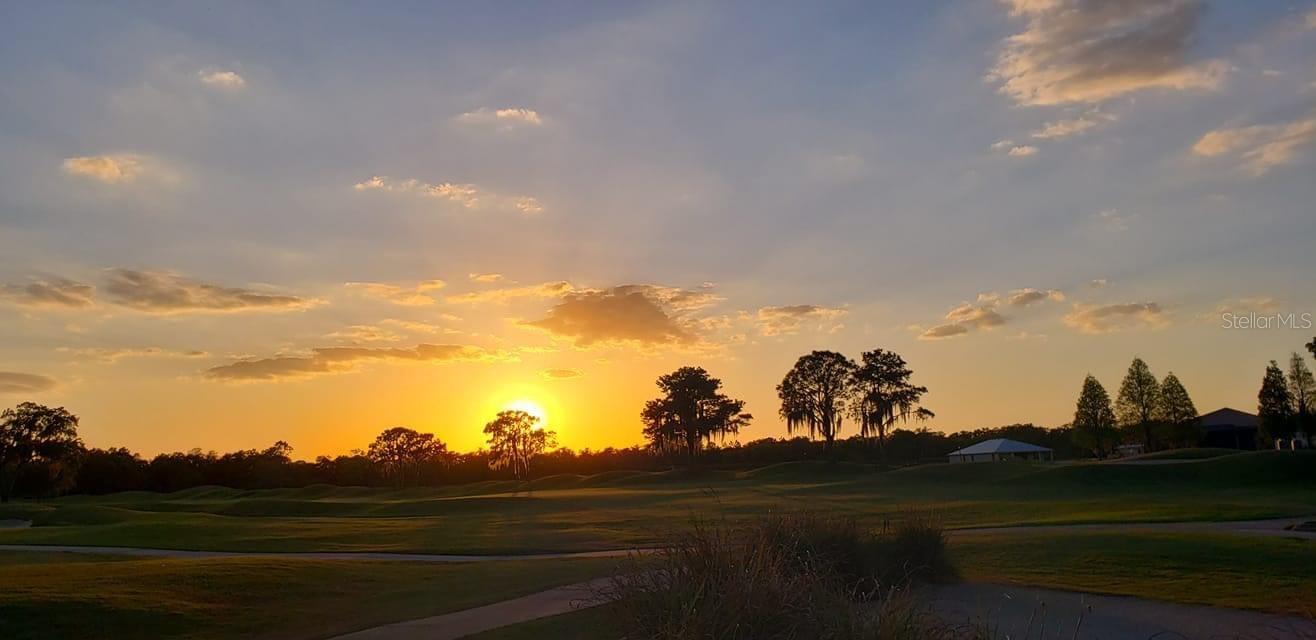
2, 2, 1314, 459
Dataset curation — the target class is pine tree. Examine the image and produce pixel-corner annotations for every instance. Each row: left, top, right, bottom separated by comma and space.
1155, 372, 1199, 448
1258, 361, 1294, 445
1116, 357, 1161, 450
1073, 375, 1116, 458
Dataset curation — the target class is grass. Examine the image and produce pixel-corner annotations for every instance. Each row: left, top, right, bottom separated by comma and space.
1, 451, 1311, 555
1117, 447, 1242, 461
0, 552, 617, 640
953, 531, 1316, 616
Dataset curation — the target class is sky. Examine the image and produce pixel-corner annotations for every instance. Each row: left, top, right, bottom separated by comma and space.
2, 1, 1315, 459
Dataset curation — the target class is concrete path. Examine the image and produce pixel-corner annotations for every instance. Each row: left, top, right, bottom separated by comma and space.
0, 544, 638, 562
931, 582, 1316, 639
327, 577, 611, 640
950, 516, 1316, 540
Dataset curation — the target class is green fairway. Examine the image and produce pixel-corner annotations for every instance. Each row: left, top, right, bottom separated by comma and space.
1, 452, 1311, 554
953, 532, 1316, 616
0, 552, 617, 640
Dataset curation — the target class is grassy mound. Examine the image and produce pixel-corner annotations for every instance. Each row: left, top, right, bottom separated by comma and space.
736, 460, 883, 481
1121, 447, 1242, 461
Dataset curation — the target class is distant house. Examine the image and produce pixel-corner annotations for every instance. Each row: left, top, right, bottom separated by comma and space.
1198, 407, 1259, 450
947, 438, 1053, 463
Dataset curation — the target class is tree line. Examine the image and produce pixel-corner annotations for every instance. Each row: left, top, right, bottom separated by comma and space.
4, 339, 1313, 499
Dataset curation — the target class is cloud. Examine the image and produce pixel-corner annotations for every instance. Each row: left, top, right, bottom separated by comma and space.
1007, 288, 1065, 306
1063, 302, 1168, 333
198, 70, 245, 89
1192, 113, 1316, 175
354, 176, 543, 214
324, 325, 404, 343
946, 301, 1007, 328
0, 277, 95, 309
992, 0, 1227, 106
1095, 208, 1135, 232
103, 269, 319, 314
1089, 278, 1110, 288
541, 368, 583, 380
204, 343, 510, 382
754, 305, 847, 336
522, 284, 707, 347
455, 107, 545, 130
469, 273, 504, 284
344, 280, 446, 306
58, 346, 208, 363
1007, 145, 1039, 157
1307, 7, 1316, 30
0, 371, 58, 394
919, 323, 970, 340
446, 281, 575, 304
1030, 112, 1115, 139
61, 154, 146, 183
1203, 296, 1281, 322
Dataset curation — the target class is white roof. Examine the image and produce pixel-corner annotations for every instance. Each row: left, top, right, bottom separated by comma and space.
948, 438, 1052, 456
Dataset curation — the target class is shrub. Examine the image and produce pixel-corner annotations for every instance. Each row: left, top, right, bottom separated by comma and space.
599, 512, 958, 639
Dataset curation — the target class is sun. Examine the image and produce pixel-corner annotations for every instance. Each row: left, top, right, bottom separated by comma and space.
504, 399, 547, 426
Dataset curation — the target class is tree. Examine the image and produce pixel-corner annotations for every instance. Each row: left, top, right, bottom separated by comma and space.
777, 351, 856, 455
1115, 357, 1161, 450
641, 367, 751, 466
848, 349, 933, 462
1258, 361, 1294, 445
484, 410, 557, 481
1307, 337, 1316, 362
0, 403, 82, 503
367, 427, 448, 487
1287, 353, 1315, 435
1155, 372, 1199, 449
1072, 375, 1116, 458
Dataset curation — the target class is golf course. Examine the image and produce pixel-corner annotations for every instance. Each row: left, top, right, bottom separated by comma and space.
2, 450, 1314, 638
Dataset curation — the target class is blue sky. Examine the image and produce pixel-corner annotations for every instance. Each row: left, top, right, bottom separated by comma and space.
2, 1, 1314, 456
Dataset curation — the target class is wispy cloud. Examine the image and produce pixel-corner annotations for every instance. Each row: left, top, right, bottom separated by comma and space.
0, 277, 95, 309
455, 107, 544, 130
1094, 208, 1135, 232
1030, 112, 1115, 139
198, 69, 245, 89
1192, 113, 1316, 175
344, 280, 446, 306
468, 273, 504, 284
204, 344, 512, 382
0, 371, 58, 394
992, 0, 1226, 106
59, 346, 208, 363
541, 368, 583, 380
754, 305, 846, 336
446, 281, 575, 304
1064, 302, 1168, 333
104, 269, 320, 314
354, 176, 543, 214
62, 154, 147, 183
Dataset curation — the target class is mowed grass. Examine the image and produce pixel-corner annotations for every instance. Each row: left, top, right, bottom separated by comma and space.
464, 605, 616, 640
0, 452, 1312, 554
953, 532, 1316, 616
0, 552, 617, 640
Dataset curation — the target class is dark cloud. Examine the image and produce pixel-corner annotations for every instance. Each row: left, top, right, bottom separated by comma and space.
204, 343, 509, 382
0, 277, 95, 309
523, 285, 700, 347
0, 371, 59, 394
993, 0, 1226, 106
104, 269, 319, 313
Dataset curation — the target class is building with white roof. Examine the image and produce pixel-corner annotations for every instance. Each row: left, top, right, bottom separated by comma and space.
947, 438, 1054, 463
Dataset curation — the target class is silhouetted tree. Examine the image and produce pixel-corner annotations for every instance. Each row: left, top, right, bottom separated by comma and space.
1116, 357, 1161, 450
0, 403, 82, 503
367, 427, 448, 487
484, 410, 556, 481
1258, 361, 1294, 445
778, 351, 856, 456
641, 367, 751, 466
1288, 353, 1315, 435
1154, 372, 1199, 448
1073, 375, 1116, 458
1307, 337, 1316, 363
848, 349, 933, 462
75, 447, 148, 494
